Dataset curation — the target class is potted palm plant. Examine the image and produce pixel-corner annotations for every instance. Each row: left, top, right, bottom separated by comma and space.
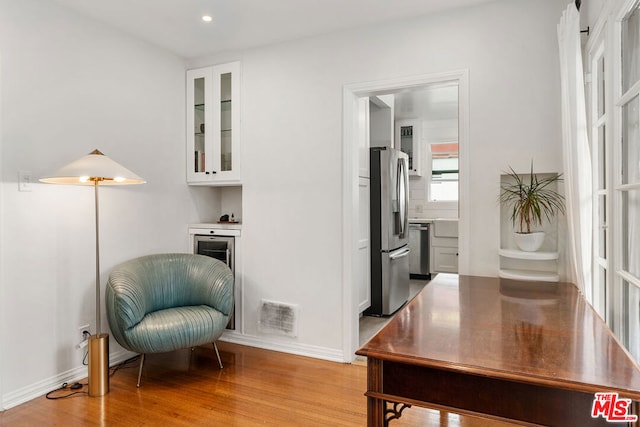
499, 162, 566, 252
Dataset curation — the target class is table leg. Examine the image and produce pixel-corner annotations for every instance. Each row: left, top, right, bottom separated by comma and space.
367, 358, 385, 427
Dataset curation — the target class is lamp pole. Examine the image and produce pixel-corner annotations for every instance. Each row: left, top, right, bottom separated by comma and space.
94, 178, 101, 335
88, 177, 109, 397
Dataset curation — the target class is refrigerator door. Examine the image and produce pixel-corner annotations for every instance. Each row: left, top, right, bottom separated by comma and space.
376, 148, 409, 251
380, 245, 410, 315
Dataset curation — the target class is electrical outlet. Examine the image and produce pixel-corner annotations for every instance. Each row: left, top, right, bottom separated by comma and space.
76, 324, 91, 350
78, 324, 90, 341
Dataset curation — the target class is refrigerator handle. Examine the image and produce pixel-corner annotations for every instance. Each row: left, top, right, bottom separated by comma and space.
397, 158, 409, 239
403, 158, 409, 238
389, 247, 411, 260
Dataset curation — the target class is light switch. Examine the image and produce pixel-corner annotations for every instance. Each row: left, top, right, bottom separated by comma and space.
18, 170, 33, 192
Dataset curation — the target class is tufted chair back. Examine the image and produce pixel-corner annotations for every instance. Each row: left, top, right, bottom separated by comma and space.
106, 253, 233, 354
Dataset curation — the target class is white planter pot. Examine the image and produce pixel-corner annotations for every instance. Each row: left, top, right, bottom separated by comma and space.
514, 231, 545, 252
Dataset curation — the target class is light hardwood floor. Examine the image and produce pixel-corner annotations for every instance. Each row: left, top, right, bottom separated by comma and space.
0, 341, 519, 426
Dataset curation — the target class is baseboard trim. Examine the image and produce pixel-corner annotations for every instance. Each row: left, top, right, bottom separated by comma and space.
1, 349, 136, 410
220, 331, 345, 363
2, 337, 344, 410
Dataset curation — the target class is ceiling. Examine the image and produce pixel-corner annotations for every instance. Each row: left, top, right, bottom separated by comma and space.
394, 84, 459, 121
51, 0, 494, 59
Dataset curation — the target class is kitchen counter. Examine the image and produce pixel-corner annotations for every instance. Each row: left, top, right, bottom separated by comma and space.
409, 218, 459, 224
189, 222, 242, 230
409, 218, 433, 224
188, 223, 242, 237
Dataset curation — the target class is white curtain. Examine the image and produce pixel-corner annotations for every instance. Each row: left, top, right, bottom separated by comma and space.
557, 3, 592, 294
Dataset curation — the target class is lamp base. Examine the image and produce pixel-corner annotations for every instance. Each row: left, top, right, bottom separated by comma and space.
88, 333, 109, 397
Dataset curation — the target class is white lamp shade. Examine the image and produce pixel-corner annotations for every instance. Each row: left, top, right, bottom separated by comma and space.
39, 149, 145, 185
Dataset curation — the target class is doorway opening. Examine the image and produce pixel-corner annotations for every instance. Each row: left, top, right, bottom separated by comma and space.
342, 70, 469, 361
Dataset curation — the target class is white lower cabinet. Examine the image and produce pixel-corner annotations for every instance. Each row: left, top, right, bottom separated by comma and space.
432, 246, 459, 274
430, 219, 459, 274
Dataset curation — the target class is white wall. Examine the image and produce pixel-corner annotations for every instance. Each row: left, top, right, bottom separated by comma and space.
191, 0, 568, 354
0, 0, 217, 407
581, 0, 606, 29
0, 43, 5, 411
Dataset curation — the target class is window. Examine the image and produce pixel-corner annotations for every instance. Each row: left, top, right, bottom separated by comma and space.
590, 1, 640, 362
618, 2, 640, 362
421, 83, 459, 206
589, 0, 640, 362
429, 142, 459, 202
589, 38, 608, 319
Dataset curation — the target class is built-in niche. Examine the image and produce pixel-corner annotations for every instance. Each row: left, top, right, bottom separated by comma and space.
192, 186, 243, 223
216, 186, 242, 222
498, 172, 565, 282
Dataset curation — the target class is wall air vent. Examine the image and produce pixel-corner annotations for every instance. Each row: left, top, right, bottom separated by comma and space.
259, 300, 298, 337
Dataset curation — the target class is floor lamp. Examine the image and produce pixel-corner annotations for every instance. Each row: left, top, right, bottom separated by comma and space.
40, 149, 145, 396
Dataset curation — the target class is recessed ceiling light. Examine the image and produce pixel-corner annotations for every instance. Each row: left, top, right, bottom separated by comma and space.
202, 15, 213, 22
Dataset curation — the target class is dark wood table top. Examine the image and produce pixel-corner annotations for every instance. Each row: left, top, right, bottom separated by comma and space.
356, 274, 640, 399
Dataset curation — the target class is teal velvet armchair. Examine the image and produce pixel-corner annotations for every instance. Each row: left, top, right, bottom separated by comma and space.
105, 253, 234, 387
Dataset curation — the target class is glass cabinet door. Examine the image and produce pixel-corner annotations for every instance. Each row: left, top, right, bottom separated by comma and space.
194, 77, 206, 174
186, 67, 213, 181
220, 72, 232, 172
400, 124, 414, 171
213, 62, 240, 179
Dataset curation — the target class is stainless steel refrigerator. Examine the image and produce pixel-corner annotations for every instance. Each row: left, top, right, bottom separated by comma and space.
366, 147, 410, 316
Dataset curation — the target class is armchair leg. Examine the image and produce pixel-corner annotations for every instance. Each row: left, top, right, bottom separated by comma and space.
213, 342, 223, 369
137, 354, 145, 388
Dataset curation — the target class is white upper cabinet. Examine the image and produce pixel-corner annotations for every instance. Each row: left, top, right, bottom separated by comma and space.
396, 119, 421, 176
186, 62, 241, 185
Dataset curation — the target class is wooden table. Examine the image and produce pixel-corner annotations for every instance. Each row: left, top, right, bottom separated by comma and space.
356, 275, 640, 426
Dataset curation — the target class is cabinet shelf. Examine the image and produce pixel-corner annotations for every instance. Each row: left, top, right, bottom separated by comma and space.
498, 248, 559, 261
498, 268, 559, 282
196, 130, 231, 135
195, 100, 230, 111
